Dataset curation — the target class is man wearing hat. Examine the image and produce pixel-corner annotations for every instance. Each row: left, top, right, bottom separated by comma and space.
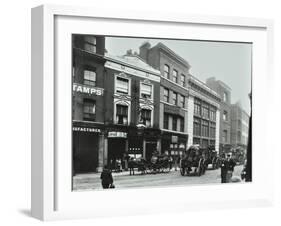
220, 153, 236, 183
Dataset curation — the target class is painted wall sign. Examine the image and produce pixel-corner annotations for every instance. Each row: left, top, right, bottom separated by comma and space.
73, 126, 101, 133
108, 131, 127, 138
73, 83, 104, 96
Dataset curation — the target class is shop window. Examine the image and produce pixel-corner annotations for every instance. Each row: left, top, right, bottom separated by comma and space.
164, 113, 169, 129
84, 36, 96, 53
172, 69, 178, 83
83, 67, 96, 86
83, 99, 96, 121
116, 76, 129, 94
140, 109, 152, 127
116, 104, 128, 125
140, 83, 152, 99
163, 88, 169, 102
164, 64, 170, 79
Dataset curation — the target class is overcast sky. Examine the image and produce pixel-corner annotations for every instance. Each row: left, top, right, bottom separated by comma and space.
105, 37, 252, 114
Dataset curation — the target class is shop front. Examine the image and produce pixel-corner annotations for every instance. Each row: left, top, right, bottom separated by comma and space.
72, 122, 104, 174
161, 131, 188, 158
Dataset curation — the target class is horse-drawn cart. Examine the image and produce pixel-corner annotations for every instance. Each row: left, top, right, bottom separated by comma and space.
180, 145, 206, 176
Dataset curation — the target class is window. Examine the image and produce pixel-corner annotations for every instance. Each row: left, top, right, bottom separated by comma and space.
194, 98, 201, 116
202, 120, 209, 137
238, 120, 242, 130
140, 109, 152, 127
210, 122, 216, 138
164, 64, 170, 78
172, 92, 177, 105
140, 83, 152, 99
180, 74, 185, 86
193, 117, 201, 136
172, 70, 178, 83
222, 130, 227, 143
179, 95, 185, 108
223, 92, 227, 102
116, 77, 129, 94
180, 117, 184, 132
172, 116, 177, 131
116, 104, 128, 125
237, 131, 241, 143
210, 106, 216, 121
83, 99, 96, 121
202, 102, 209, 118
223, 110, 228, 121
83, 68, 96, 86
164, 113, 169, 129
84, 36, 97, 53
163, 88, 169, 102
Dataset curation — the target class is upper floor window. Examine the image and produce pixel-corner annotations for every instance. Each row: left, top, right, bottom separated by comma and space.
180, 74, 185, 87
179, 95, 185, 108
116, 104, 128, 125
83, 99, 96, 121
172, 92, 178, 105
83, 68, 96, 86
140, 109, 152, 127
164, 113, 169, 129
164, 64, 170, 79
223, 92, 228, 102
180, 117, 184, 132
210, 122, 216, 138
202, 102, 209, 119
172, 69, 178, 83
193, 117, 201, 136
202, 120, 209, 137
116, 76, 129, 94
84, 36, 97, 53
223, 110, 228, 121
163, 88, 169, 102
210, 106, 216, 121
140, 83, 152, 99
222, 130, 227, 143
172, 116, 177, 131
194, 98, 201, 116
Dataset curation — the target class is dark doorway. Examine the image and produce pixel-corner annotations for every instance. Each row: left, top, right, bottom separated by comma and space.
73, 132, 99, 174
108, 138, 126, 162
145, 141, 157, 161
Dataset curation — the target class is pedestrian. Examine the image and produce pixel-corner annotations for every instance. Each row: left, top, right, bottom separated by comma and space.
128, 157, 135, 175
221, 153, 236, 183
100, 165, 114, 189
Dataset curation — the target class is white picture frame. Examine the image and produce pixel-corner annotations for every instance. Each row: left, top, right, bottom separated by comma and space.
31, 4, 274, 221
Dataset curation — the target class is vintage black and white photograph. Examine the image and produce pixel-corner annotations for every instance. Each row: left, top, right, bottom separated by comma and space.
72, 35, 252, 191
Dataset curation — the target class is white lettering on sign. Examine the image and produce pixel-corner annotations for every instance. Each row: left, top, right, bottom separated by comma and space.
73, 127, 101, 133
108, 132, 127, 138
73, 83, 104, 96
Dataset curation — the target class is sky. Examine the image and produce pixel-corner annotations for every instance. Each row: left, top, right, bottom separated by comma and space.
105, 37, 252, 114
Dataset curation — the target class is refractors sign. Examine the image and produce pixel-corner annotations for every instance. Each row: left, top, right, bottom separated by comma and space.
73, 83, 104, 96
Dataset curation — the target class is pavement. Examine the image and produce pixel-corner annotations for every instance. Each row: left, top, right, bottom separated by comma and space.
73, 165, 244, 191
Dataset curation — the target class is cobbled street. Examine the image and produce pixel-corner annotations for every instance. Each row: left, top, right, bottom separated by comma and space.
73, 165, 243, 191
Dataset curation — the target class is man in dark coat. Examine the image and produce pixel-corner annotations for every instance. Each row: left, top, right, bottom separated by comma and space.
100, 165, 113, 189
221, 153, 236, 183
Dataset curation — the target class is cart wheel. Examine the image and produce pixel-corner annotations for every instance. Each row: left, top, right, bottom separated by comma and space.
180, 167, 185, 176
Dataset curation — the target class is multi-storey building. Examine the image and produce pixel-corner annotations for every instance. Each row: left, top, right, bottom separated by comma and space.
187, 76, 221, 152
206, 77, 232, 153
72, 36, 161, 173
230, 102, 249, 152
139, 42, 189, 157
103, 51, 161, 163
72, 35, 107, 173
